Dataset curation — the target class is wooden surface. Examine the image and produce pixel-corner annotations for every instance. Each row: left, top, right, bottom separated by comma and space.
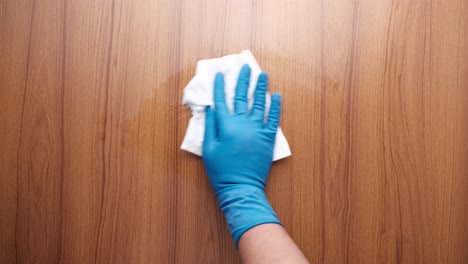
1, 0, 467, 263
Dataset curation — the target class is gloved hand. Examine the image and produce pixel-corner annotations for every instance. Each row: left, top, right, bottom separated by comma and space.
202, 64, 282, 246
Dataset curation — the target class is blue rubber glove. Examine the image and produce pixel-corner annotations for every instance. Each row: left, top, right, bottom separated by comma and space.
202, 64, 282, 246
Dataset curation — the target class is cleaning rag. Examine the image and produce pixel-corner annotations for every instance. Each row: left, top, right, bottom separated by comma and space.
181, 50, 291, 161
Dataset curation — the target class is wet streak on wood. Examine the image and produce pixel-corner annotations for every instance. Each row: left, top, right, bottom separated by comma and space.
1, 0, 467, 263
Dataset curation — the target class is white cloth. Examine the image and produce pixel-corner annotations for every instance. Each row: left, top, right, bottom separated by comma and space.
181, 50, 292, 161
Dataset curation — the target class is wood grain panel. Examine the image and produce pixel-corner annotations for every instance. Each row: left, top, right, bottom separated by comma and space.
9, 1, 65, 263
1, 0, 467, 263
59, 0, 112, 262
0, 1, 34, 262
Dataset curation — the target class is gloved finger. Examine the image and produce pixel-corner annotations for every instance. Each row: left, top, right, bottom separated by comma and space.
214, 73, 229, 115
251, 72, 268, 122
266, 93, 281, 131
203, 106, 217, 145
234, 64, 251, 114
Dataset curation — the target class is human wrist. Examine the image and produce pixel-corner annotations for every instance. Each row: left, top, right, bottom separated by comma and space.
215, 185, 281, 246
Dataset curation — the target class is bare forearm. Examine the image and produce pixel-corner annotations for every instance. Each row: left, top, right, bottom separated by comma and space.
238, 224, 309, 264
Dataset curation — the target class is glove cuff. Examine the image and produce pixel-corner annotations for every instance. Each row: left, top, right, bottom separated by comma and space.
216, 185, 281, 247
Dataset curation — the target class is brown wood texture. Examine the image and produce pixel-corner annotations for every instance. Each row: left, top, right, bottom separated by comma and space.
1, 0, 467, 263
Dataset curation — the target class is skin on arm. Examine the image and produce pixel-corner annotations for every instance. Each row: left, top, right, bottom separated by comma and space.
239, 224, 309, 264
202, 64, 309, 264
